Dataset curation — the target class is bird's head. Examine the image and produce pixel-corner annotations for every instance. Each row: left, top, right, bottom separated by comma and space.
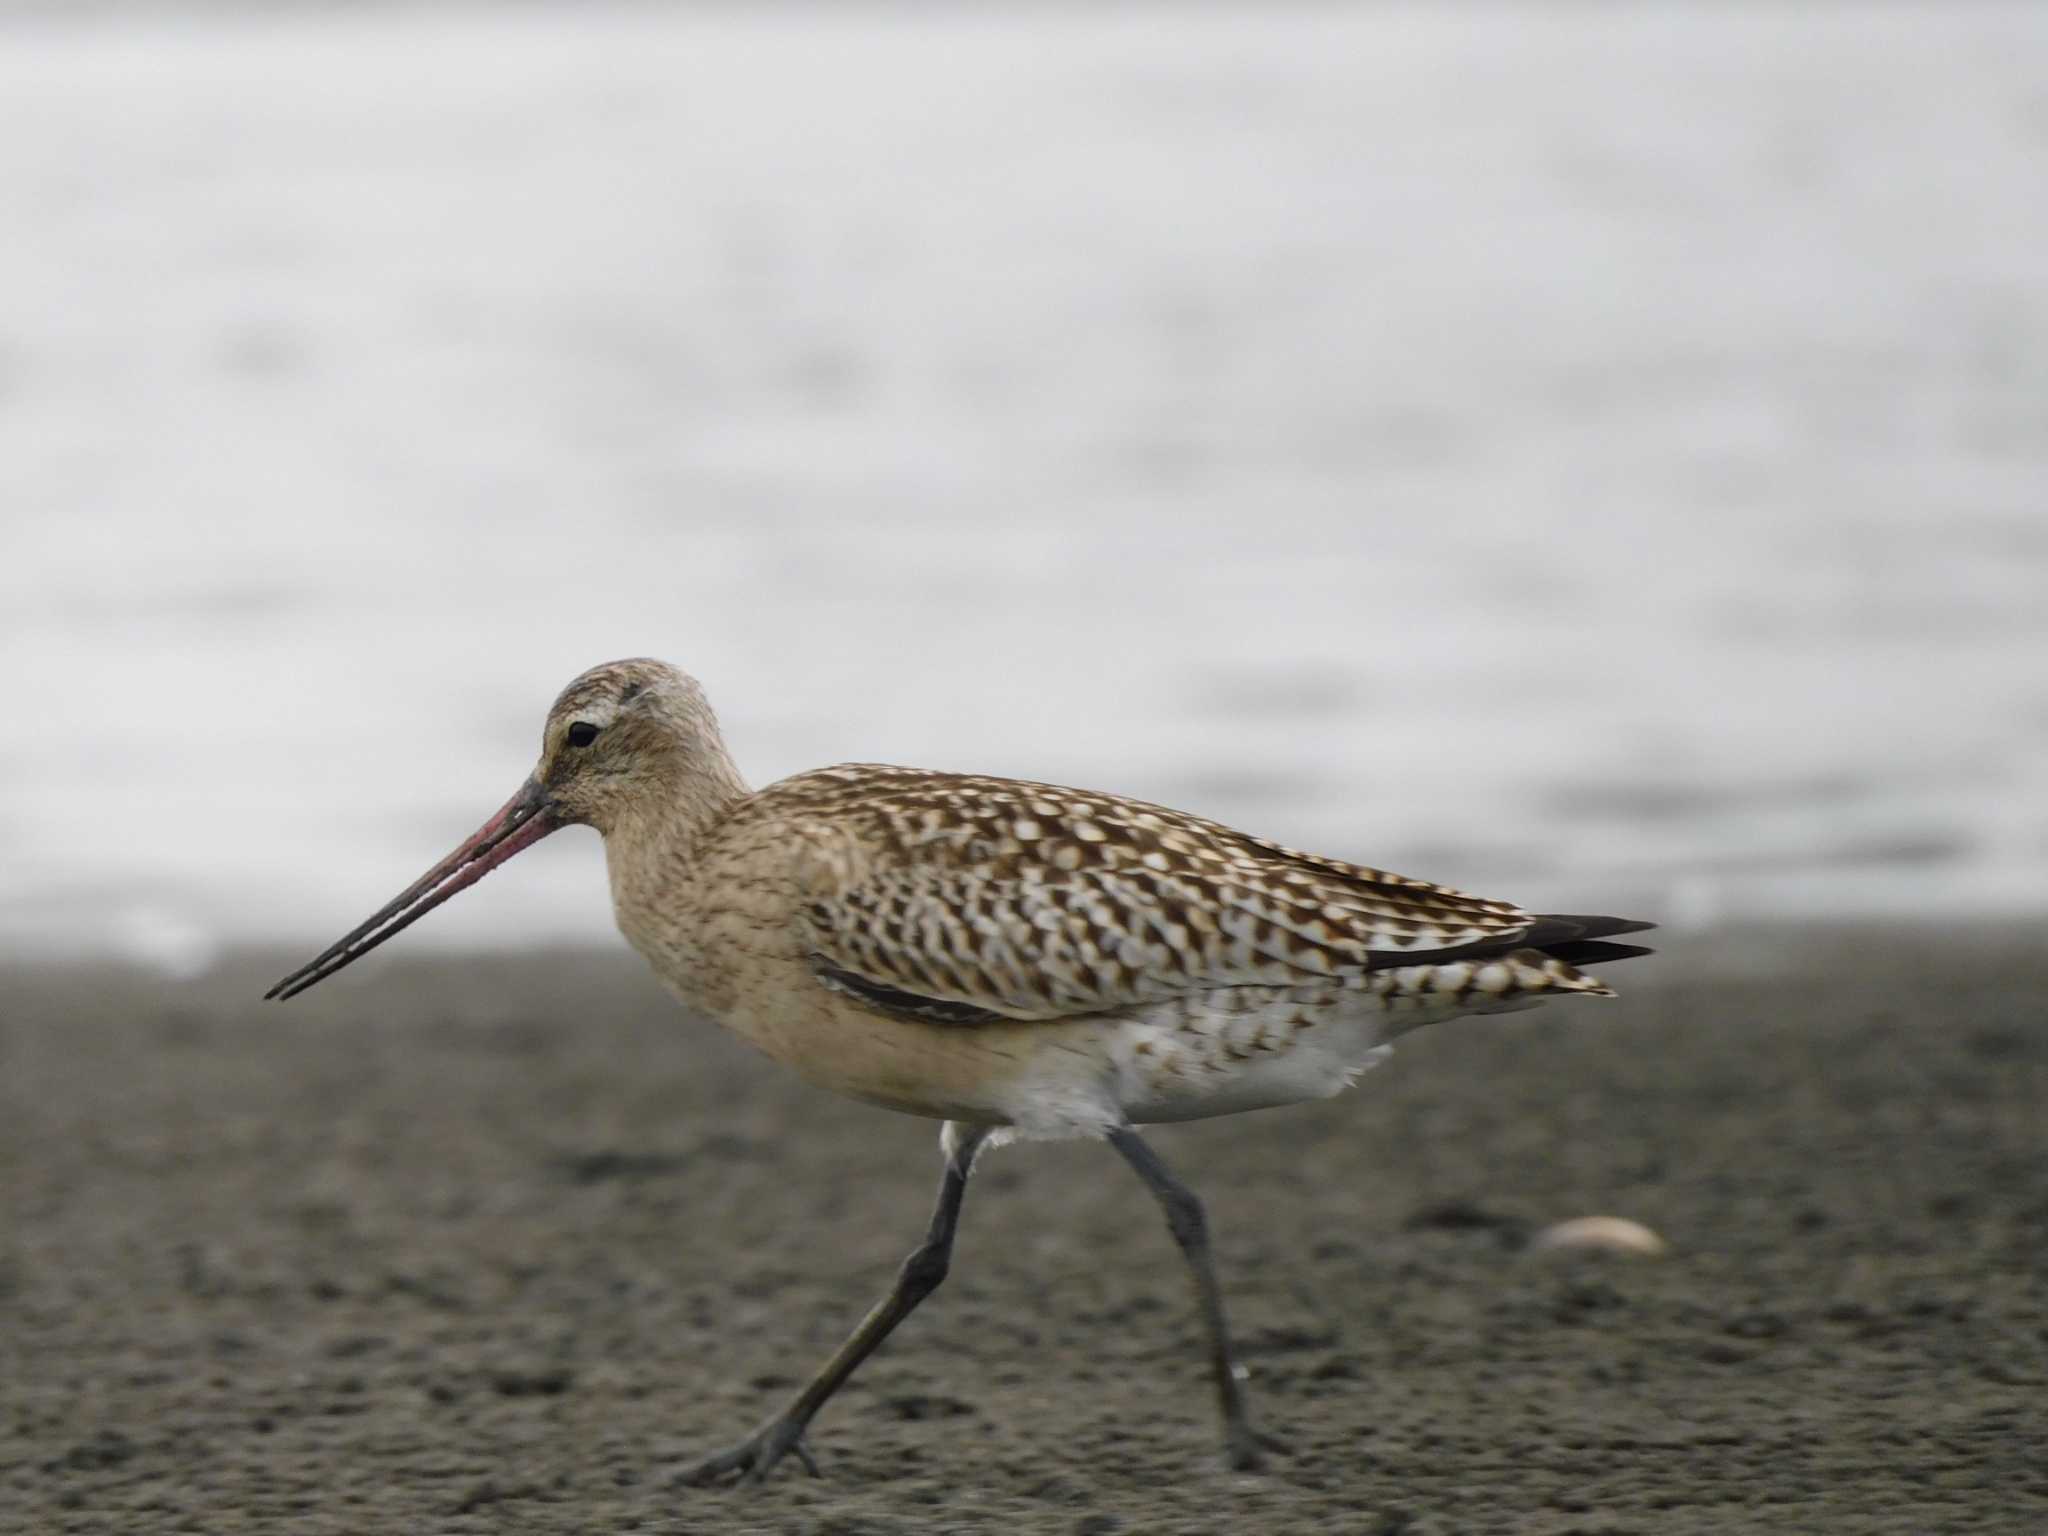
536, 657, 722, 832
266, 657, 737, 1001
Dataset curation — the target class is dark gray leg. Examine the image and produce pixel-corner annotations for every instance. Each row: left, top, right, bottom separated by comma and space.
1109, 1127, 1281, 1471
677, 1121, 991, 1487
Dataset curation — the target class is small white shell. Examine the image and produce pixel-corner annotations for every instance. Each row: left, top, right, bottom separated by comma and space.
1531, 1215, 1667, 1257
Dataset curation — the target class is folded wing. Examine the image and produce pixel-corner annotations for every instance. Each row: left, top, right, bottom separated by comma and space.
782, 766, 1541, 1024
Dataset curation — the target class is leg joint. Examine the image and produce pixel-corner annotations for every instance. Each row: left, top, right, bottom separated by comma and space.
897, 1240, 950, 1300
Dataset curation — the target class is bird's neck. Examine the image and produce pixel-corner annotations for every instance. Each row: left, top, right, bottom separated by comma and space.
601, 741, 750, 999
611, 739, 751, 859
598, 733, 753, 888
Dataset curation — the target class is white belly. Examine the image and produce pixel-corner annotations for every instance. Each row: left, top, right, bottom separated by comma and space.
979, 983, 1547, 1139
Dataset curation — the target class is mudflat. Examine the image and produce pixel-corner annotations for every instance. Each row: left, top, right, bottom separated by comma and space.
2, 929, 2043, 1534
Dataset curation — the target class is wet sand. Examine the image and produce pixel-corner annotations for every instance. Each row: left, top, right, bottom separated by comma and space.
2, 929, 2044, 1534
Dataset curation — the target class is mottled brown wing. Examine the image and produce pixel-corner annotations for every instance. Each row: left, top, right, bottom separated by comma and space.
781, 765, 1532, 1023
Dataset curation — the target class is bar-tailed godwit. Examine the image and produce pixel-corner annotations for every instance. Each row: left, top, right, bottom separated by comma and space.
269, 658, 1653, 1483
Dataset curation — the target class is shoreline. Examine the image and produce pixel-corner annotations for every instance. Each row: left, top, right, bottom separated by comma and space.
3, 925, 2044, 1532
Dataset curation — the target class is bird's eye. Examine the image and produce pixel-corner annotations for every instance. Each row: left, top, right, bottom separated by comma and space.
566, 722, 600, 748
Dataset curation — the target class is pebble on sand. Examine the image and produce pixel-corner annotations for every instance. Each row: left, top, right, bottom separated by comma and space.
1530, 1216, 1668, 1257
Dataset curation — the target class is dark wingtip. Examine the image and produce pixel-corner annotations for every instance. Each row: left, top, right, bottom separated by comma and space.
1542, 939, 1656, 968
1525, 915, 1657, 970
1377, 912, 1658, 973
1524, 913, 1657, 945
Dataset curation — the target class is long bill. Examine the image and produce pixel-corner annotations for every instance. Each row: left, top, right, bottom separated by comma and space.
265, 777, 560, 1001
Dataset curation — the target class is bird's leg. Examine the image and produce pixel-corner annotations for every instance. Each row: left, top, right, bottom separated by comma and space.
1108, 1127, 1284, 1472
677, 1120, 991, 1488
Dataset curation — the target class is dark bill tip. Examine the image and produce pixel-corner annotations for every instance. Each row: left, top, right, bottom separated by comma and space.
266, 778, 558, 1001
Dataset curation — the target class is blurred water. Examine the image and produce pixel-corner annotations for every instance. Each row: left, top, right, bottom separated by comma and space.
2, 5, 2045, 972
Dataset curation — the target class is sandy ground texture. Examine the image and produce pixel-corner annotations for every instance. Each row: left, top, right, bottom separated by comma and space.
2, 928, 2044, 1535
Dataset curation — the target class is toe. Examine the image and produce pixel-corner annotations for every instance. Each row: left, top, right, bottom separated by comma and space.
1224, 1424, 1289, 1472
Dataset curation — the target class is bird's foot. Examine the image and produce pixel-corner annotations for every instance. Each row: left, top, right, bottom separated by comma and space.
1224, 1422, 1291, 1473
674, 1417, 821, 1488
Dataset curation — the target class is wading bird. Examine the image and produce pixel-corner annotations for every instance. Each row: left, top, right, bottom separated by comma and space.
269, 658, 1652, 1484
